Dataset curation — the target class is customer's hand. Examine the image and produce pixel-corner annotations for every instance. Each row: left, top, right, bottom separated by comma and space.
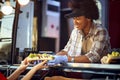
47, 55, 68, 66
17, 58, 30, 73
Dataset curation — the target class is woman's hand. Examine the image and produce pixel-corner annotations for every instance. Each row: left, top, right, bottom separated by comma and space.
21, 60, 48, 80
7, 58, 30, 80
17, 58, 30, 73
101, 56, 108, 64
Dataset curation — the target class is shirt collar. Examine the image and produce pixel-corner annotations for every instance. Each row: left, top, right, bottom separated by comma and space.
75, 23, 95, 37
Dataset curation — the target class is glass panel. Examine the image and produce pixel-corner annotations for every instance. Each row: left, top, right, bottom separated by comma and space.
0, 1, 16, 64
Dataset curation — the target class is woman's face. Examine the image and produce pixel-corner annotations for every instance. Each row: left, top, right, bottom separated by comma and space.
73, 16, 90, 30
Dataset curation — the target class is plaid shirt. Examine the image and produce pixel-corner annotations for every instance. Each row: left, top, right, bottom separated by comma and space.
63, 23, 111, 62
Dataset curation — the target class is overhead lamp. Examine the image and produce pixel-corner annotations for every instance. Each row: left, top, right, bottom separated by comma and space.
1, 5, 13, 15
1, 1, 13, 15
17, 0, 30, 6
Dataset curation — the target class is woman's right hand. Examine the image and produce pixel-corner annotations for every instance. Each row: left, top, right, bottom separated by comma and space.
17, 58, 30, 73
101, 56, 108, 64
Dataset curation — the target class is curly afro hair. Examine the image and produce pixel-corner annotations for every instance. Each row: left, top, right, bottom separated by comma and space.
68, 0, 99, 20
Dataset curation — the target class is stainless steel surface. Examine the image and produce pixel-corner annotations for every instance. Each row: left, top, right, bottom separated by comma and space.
1, 63, 120, 77
63, 63, 120, 70
1, 63, 120, 71
9, 63, 120, 71
61, 63, 120, 76
63, 68, 117, 75
0, 65, 10, 69
10, 64, 49, 71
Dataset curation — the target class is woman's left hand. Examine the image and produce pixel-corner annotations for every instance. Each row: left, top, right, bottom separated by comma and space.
17, 58, 30, 73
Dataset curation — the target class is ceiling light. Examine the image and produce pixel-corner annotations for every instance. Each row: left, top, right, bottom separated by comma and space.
1, 1, 13, 15
17, 0, 30, 6
1, 5, 13, 15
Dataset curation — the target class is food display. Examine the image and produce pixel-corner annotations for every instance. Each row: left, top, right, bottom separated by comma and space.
101, 49, 120, 64
106, 51, 120, 64
27, 53, 54, 61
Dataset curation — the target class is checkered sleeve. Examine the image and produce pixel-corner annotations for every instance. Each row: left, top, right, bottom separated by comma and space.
63, 37, 72, 52
63, 29, 75, 52
85, 28, 109, 62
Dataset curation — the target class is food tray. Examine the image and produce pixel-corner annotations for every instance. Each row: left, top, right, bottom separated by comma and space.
107, 56, 120, 64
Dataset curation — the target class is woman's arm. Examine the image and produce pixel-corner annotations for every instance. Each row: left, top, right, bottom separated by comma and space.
57, 30, 74, 56
85, 29, 110, 63
7, 68, 24, 80
67, 28, 109, 63
7, 58, 29, 80
21, 60, 48, 80
67, 55, 91, 63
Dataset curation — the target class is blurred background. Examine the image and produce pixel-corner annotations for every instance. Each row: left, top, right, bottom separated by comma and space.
0, 0, 120, 64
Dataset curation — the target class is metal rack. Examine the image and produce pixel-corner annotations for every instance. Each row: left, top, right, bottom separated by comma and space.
0, 63, 120, 80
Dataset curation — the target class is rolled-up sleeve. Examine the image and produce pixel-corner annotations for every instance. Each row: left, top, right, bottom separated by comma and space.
63, 29, 76, 52
63, 37, 72, 52
85, 29, 108, 62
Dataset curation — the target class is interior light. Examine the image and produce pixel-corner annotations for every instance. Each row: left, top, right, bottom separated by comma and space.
18, 0, 30, 6
1, 5, 13, 15
1, 1, 13, 15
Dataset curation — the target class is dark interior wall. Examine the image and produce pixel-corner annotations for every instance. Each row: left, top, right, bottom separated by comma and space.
60, 0, 69, 50
35, 0, 70, 52
60, 11, 69, 50
34, 0, 56, 52
109, 0, 120, 48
